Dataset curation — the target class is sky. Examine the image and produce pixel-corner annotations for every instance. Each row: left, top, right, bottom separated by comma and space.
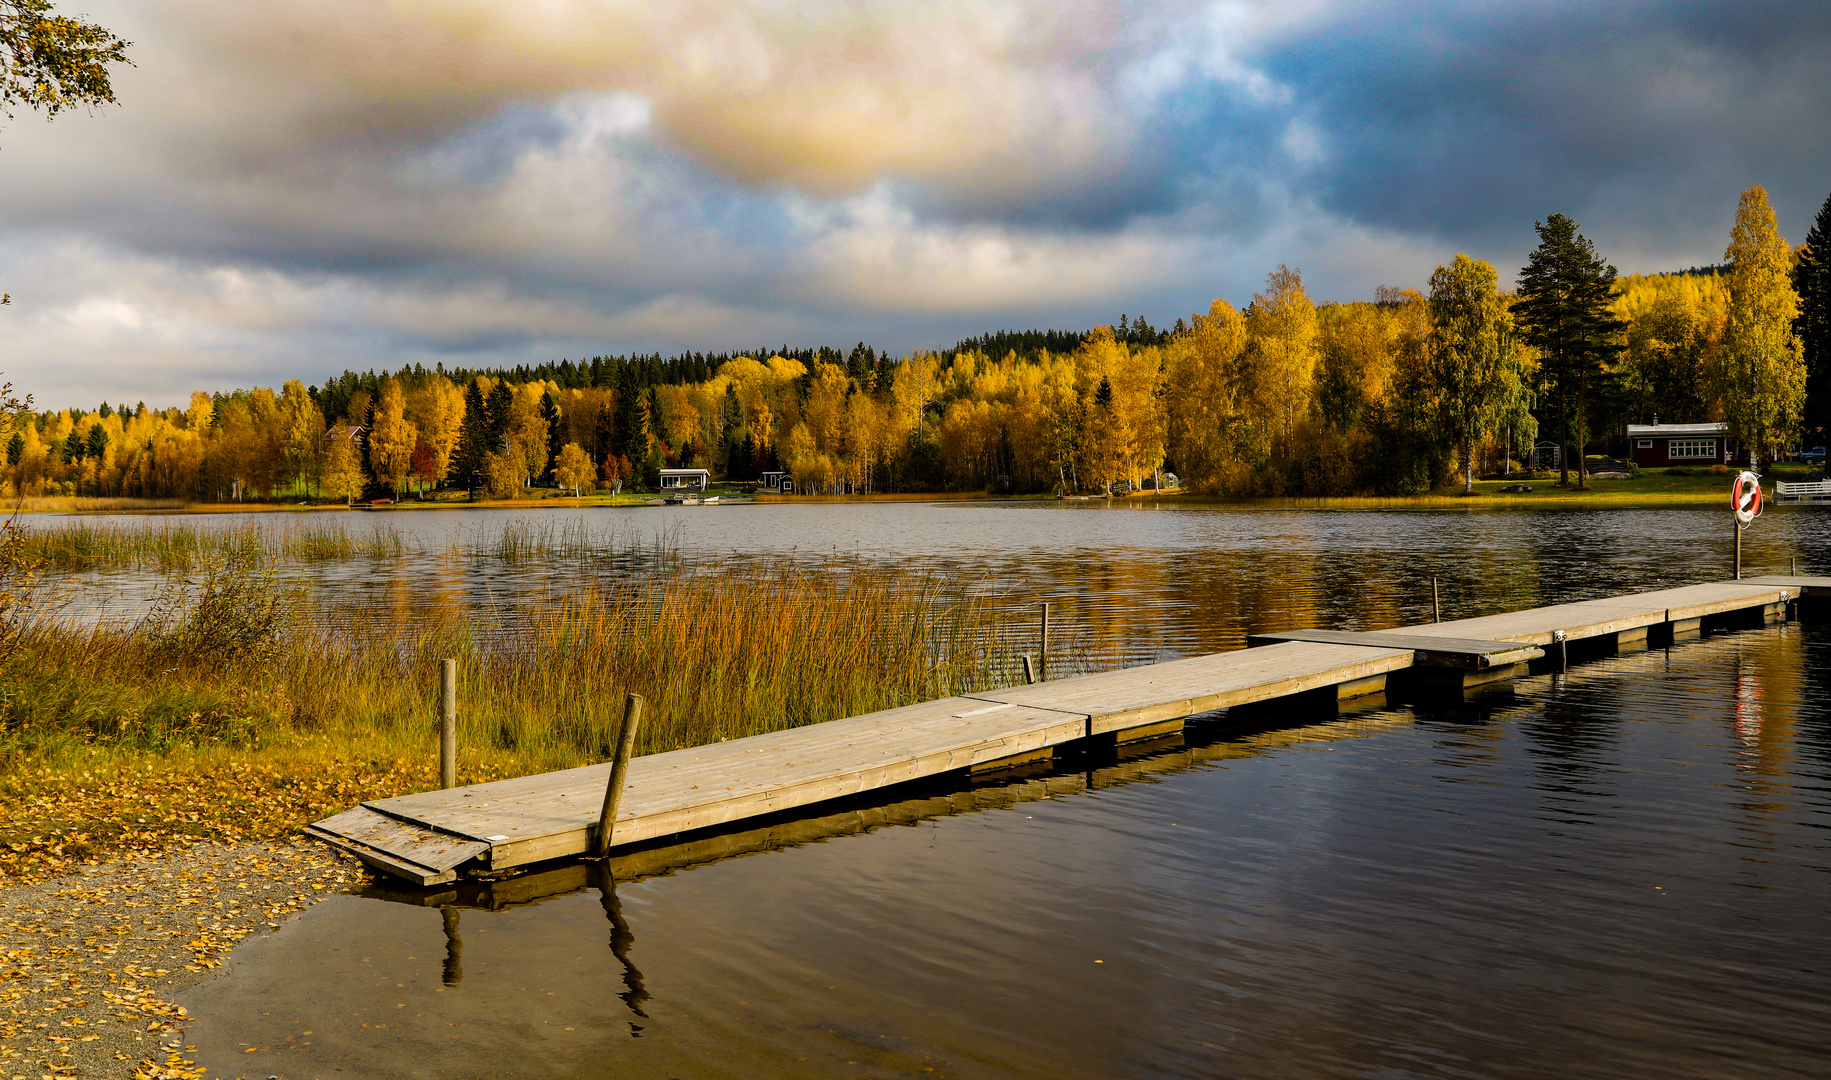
2, 0, 1828, 409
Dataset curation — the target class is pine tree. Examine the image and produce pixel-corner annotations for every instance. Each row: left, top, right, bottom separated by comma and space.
1796, 188, 1831, 440
1718, 184, 1805, 465
1514, 214, 1627, 488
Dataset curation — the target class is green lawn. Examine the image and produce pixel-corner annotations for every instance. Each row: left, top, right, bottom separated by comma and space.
1460, 464, 1820, 503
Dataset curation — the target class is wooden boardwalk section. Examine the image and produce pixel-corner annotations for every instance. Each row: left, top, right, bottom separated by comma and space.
309, 577, 1828, 885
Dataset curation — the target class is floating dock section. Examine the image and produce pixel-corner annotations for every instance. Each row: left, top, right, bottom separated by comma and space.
309, 577, 1824, 885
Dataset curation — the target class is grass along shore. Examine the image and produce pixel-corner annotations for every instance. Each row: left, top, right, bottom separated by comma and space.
0, 544, 1050, 880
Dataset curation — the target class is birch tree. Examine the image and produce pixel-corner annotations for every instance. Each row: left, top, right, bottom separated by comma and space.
1427, 254, 1513, 492
1712, 185, 1805, 465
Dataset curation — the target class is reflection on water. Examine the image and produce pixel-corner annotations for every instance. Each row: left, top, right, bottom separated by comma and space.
41, 502, 1831, 668
179, 622, 1831, 1079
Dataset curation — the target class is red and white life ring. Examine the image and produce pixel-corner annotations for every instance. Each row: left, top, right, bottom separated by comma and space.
1732, 470, 1763, 526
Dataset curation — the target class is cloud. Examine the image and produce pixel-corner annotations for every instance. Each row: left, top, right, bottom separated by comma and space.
0, 0, 1827, 406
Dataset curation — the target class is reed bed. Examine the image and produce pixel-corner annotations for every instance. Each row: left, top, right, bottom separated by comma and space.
16, 516, 676, 572
2, 555, 1040, 772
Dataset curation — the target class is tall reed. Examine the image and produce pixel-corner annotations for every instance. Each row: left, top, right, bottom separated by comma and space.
2, 556, 1029, 776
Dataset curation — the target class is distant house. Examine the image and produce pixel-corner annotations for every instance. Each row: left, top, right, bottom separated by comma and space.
759, 470, 795, 493
658, 468, 711, 494
1627, 421, 1730, 467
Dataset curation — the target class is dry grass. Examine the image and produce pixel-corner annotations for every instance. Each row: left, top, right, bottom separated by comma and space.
0, 546, 1049, 874
8, 496, 189, 513
10, 516, 667, 572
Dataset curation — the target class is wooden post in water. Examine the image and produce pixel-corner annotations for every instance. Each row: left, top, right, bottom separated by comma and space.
1040, 603, 1050, 680
1432, 578, 1440, 623
439, 659, 457, 790
593, 693, 644, 859
1791, 556, 1796, 576
1022, 654, 1037, 685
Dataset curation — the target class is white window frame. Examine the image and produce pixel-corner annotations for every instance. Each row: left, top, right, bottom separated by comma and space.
1636, 439, 1652, 449
1667, 439, 1717, 460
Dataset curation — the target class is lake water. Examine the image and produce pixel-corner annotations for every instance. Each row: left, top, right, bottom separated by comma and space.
39, 500, 1831, 1075
45, 500, 1831, 667
175, 617, 1831, 1079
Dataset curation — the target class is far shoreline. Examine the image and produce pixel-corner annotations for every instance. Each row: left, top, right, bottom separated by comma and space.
5, 467, 1807, 516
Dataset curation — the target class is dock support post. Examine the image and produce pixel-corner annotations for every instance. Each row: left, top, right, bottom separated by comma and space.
1554, 629, 1567, 672
1022, 654, 1037, 685
1040, 603, 1050, 680
1432, 578, 1440, 623
439, 659, 457, 790
593, 693, 644, 859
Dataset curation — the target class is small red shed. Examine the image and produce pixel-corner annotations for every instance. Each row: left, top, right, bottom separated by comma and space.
1627, 421, 1730, 467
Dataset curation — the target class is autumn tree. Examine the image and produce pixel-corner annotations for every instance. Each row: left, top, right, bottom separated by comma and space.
1714, 184, 1805, 464
321, 427, 364, 505
1165, 299, 1250, 493
403, 375, 464, 487
277, 380, 323, 494
504, 385, 549, 487
1246, 265, 1318, 464
1514, 215, 1627, 487
367, 377, 418, 495
1795, 187, 1831, 436
554, 442, 592, 496
1, 1, 131, 123
1427, 254, 1515, 492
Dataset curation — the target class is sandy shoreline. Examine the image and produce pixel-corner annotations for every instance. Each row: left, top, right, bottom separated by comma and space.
1, 841, 365, 1080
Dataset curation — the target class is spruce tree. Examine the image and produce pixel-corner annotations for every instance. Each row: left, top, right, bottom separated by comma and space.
540, 392, 563, 485
1796, 188, 1831, 440
1514, 214, 1627, 488
484, 381, 513, 451
452, 380, 488, 494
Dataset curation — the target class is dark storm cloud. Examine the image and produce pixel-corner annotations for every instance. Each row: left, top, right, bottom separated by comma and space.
1258, 0, 1831, 260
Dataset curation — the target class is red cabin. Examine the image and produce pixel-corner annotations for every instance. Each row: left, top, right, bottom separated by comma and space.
1627, 422, 1730, 467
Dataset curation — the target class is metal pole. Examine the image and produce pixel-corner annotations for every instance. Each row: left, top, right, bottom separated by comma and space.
1735, 523, 1742, 580
439, 659, 457, 790
1432, 578, 1440, 623
593, 693, 644, 859
1040, 603, 1050, 680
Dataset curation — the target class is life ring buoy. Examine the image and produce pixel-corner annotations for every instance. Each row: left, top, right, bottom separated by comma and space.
1732, 470, 1762, 527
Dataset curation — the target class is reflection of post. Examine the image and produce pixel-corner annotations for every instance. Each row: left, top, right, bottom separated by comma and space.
440, 906, 462, 987
588, 862, 650, 1021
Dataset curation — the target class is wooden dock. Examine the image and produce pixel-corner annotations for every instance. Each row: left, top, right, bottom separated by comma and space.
309, 576, 1827, 885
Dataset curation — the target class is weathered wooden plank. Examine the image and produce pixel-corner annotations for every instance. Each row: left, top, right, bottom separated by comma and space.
1245, 629, 1543, 668
965, 641, 1413, 734
310, 806, 489, 871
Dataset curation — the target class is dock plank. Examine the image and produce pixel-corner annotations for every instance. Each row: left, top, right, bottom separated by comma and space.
963, 641, 1411, 733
